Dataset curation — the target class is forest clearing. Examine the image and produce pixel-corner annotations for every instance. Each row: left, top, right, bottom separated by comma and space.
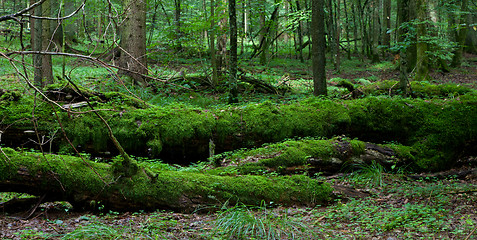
0, 0, 476, 239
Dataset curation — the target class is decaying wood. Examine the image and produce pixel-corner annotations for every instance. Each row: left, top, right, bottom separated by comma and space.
0, 148, 331, 213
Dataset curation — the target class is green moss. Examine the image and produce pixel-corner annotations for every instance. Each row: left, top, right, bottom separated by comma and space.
349, 140, 366, 155
347, 96, 476, 170
360, 80, 473, 98
213, 139, 372, 173
146, 139, 163, 156
0, 148, 332, 209
0, 90, 21, 101
336, 79, 355, 92
0, 148, 112, 194
1, 90, 475, 172
0, 97, 57, 131
103, 92, 148, 109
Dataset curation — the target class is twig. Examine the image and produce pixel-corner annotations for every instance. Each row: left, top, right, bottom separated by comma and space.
464, 225, 477, 240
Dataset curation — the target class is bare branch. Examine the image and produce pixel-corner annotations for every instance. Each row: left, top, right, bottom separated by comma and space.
0, 0, 46, 22
7, 50, 192, 90
23, 1, 86, 21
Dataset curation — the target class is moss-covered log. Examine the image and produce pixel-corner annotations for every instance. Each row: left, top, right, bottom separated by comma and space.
208, 138, 415, 176
0, 148, 332, 212
0, 87, 475, 171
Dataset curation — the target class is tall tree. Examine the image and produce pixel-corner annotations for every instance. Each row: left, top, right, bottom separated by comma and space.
31, 0, 53, 87
397, 0, 410, 95
451, 0, 469, 67
229, 0, 238, 103
382, 0, 391, 50
312, 0, 326, 96
370, 0, 381, 63
174, 0, 182, 51
295, 0, 304, 62
209, 0, 218, 87
259, 0, 267, 64
415, 0, 429, 81
118, 0, 148, 86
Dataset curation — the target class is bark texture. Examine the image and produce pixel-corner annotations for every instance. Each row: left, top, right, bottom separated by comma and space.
312, 0, 327, 96
119, 0, 148, 86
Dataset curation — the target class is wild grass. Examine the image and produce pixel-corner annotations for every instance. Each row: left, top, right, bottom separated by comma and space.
214, 203, 310, 240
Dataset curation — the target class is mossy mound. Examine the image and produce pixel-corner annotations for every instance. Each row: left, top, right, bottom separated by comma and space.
347, 94, 477, 170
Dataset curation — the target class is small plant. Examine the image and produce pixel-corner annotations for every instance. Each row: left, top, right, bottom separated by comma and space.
62, 222, 120, 240
353, 160, 386, 188
213, 202, 310, 240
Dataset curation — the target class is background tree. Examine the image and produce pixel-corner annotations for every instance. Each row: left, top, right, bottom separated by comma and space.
415, 0, 429, 81
312, 0, 326, 96
229, 0, 238, 103
118, 0, 148, 86
451, 0, 469, 67
30, 0, 53, 87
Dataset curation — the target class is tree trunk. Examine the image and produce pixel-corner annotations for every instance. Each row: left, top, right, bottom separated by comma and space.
343, 0, 352, 59
216, 0, 228, 76
382, 0, 391, 52
351, 1, 360, 59
296, 0, 304, 63
406, 1, 417, 72
31, 0, 53, 87
370, 0, 380, 63
228, 0, 238, 103
209, 0, 218, 87
397, 0, 410, 95
174, 0, 182, 51
118, 0, 148, 86
0, 148, 331, 212
214, 138, 414, 176
326, 0, 336, 66
451, 0, 468, 67
415, 0, 429, 81
312, 0, 327, 96
259, 0, 267, 65
333, 0, 341, 71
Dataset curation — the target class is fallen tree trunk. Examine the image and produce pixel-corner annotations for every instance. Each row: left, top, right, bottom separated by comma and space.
210, 138, 414, 176
0, 89, 475, 171
0, 148, 332, 212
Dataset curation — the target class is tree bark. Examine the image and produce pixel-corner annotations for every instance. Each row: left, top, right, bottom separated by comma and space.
174, 0, 182, 51
118, 0, 148, 86
397, 0, 410, 95
228, 0, 238, 103
312, 0, 327, 96
209, 0, 218, 87
415, 0, 429, 81
295, 0, 304, 62
451, 0, 469, 67
382, 0, 391, 51
31, 0, 53, 87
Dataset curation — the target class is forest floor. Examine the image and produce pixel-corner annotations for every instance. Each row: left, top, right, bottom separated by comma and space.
1, 165, 476, 239
326, 53, 477, 89
1, 53, 476, 239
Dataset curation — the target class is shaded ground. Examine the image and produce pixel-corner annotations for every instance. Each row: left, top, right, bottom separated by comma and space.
1, 166, 476, 239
